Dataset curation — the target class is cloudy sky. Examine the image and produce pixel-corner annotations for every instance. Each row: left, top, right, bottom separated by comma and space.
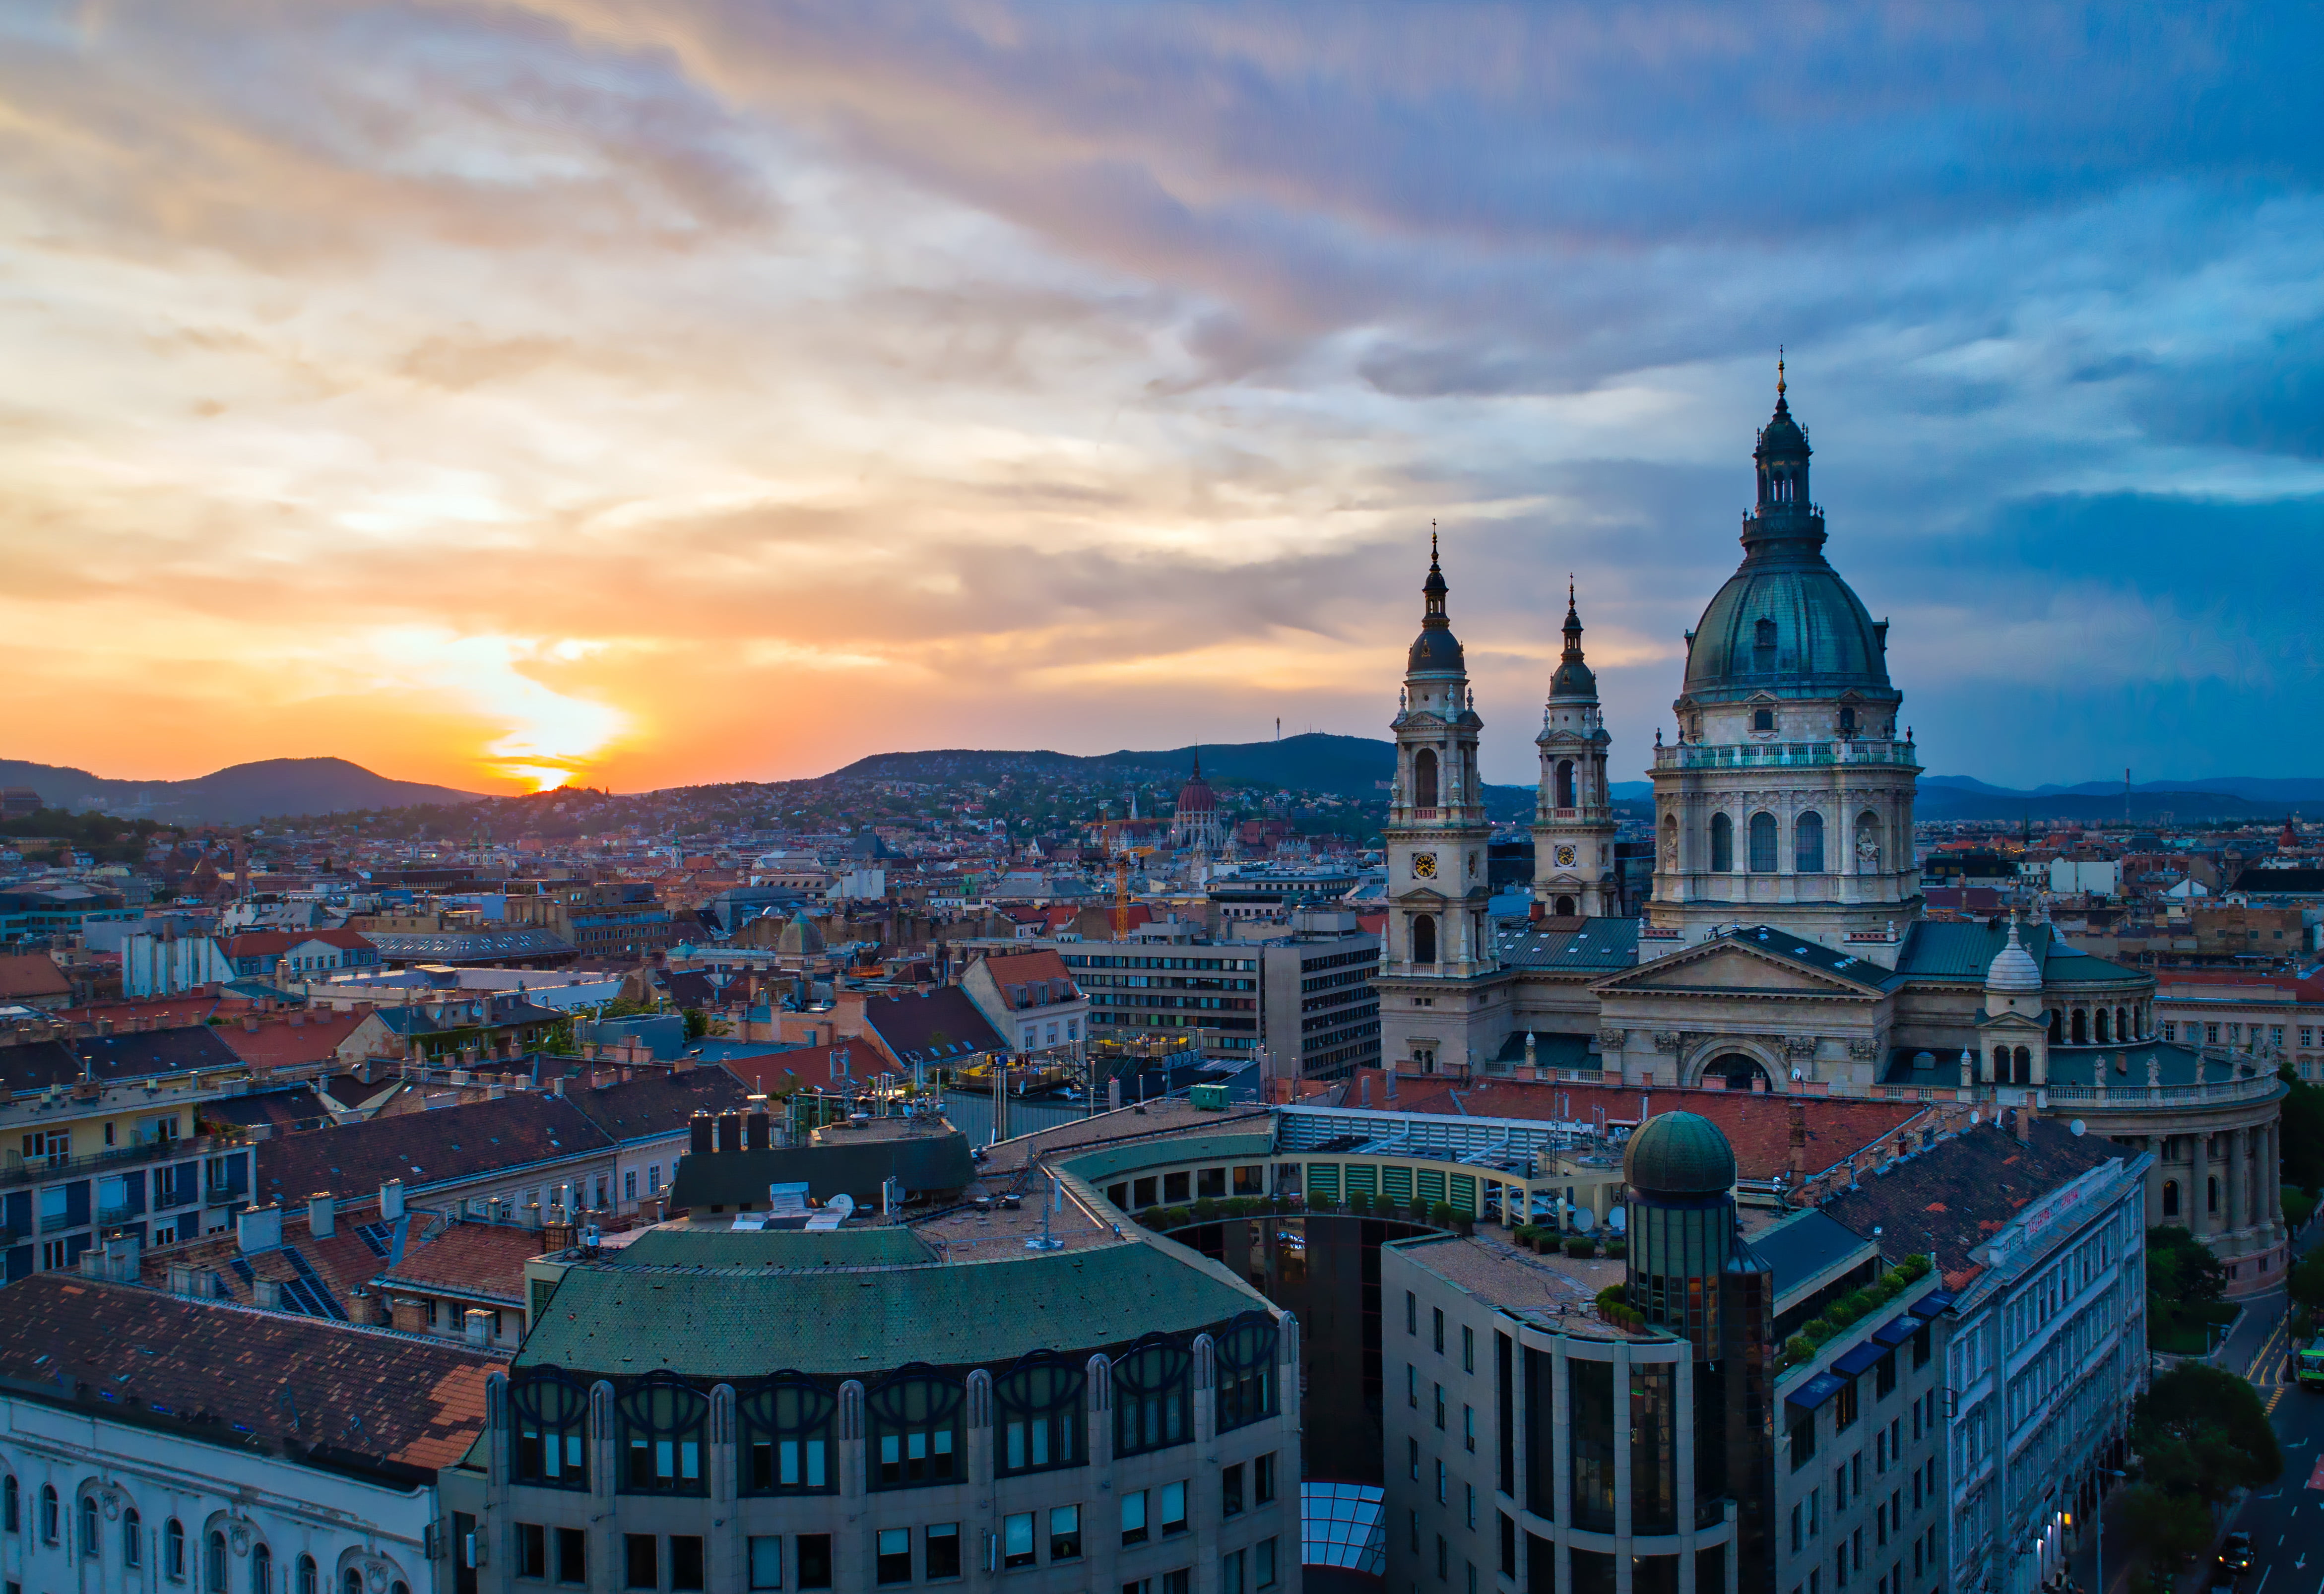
3, 2, 2319, 794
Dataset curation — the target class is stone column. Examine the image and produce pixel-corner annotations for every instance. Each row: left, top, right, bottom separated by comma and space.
2189, 1132, 2210, 1236
2227, 1128, 2248, 1237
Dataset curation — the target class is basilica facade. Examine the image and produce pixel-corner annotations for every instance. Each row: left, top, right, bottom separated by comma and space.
1375, 378, 2288, 1291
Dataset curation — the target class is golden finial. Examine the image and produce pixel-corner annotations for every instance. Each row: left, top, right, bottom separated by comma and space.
1777, 345, 1786, 398
1430, 520, 1439, 563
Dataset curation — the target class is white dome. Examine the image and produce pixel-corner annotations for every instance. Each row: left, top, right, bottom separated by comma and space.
1985, 917, 2043, 995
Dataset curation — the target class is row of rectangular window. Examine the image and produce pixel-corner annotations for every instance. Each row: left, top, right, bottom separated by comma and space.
542, 1524, 1279, 1590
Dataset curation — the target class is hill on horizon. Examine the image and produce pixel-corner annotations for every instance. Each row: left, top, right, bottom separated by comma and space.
0, 756, 480, 825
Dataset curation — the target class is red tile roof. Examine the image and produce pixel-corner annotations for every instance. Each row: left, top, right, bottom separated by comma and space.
219, 1009, 369, 1070
378, 1221, 546, 1305
1339, 1070, 1922, 1180
978, 950, 1081, 1008
0, 952, 71, 1001
0, 1273, 493, 1479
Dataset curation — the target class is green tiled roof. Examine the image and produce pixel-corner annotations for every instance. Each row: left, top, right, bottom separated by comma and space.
615, 1226, 937, 1270
516, 1239, 1267, 1379
1058, 1131, 1277, 1187
1894, 920, 2144, 987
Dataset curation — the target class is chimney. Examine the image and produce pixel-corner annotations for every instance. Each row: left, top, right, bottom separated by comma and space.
550, 1075, 566, 1098
308, 1191, 336, 1238
2012, 1106, 2031, 1146
1386, 1070, 1398, 1100
253, 1278, 285, 1311
390, 1297, 430, 1334
463, 1310, 494, 1346
1107, 1077, 1122, 1112
747, 1109, 771, 1149
381, 1177, 406, 1221
689, 1112, 713, 1156
717, 1111, 743, 1151
1359, 1074, 1371, 1107
168, 1262, 199, 1297
242, 1016, 258, 1033
1787, 1097, 1808, 1177
345, 1290, 382, 1326
522, 1201, 543, 1231
237, 1203, 283, 1255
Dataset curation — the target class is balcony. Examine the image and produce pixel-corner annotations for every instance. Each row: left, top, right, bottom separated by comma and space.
1651, 739, 1920, 772
0, 1131, 244, 1192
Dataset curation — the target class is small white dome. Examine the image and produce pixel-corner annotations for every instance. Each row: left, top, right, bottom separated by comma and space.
1985, 917, 2043, 995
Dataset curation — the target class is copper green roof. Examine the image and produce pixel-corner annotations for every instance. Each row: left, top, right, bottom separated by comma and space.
614, 1226, 937, 1270
1624, 1111, 1738, 1196
516, 1239, 1267, 1379
1894, 920, 2147, 988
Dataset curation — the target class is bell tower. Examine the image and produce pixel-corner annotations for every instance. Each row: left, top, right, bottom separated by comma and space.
1533, 582, 1619, 917
1378, 533, 1499, 1074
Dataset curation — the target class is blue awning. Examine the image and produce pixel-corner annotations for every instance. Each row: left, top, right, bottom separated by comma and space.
1833, 1340, 1888, 1377
1910, 1290, 1955, 1319
1786, 1372, 1847, 1414
1872, 1315, 1919, 1348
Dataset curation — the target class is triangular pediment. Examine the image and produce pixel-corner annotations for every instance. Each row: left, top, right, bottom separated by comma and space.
1593, 935, 1887, 998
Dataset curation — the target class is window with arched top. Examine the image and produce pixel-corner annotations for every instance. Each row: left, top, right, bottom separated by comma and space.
124, 1508, 142, 1568
296, 1554, 316, 1594
166, 1519, 186, 1579
1754, 617, 1777, 650
2072, 1010, 2088, 1046
1114, 1335, 1193, 1457
2162, 1180, 2180, 1217
995, 1351, 1087, 1476
617, 1371, 710, 1495
738, 1374, 839, 1495
1710, 814, 1734, 873
1414, 748, 1438, 809
206, 1531, 228, 1594
1411, 915, 1436, 965
2049, 1010, 2063, 1044
1215, 1314, 1280, 1434
342, 1568, 362, 1594
512, 1367, 591, 1490
40, 1484, 59, 1543
2014, 1047, 2031, 1084
866, 1367, 965, 1491
1747, 812, 1778, 873
1795, 812, 1824, 873
1991, 1048, 2008, 1082
2, 1471, 16, 1534
1554, 760, 1576, 809
1838, 705, 1857, 735
80, 1493, 99, 1560
1554, 896, 1576, 917
2096, 1009, 2111, 1044
252, 1542, 273, 1594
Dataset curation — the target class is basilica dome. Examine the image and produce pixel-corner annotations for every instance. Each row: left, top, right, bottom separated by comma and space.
1679, 382, 1897, 706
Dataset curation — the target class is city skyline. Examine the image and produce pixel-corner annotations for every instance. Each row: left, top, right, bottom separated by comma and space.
3, 4, 2319, 795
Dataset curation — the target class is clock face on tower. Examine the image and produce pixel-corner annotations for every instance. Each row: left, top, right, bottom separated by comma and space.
1413, 852, 1438, 879
1555, 844, 1577, 867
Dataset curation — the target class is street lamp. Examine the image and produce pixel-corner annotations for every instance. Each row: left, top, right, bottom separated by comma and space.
2092, 1467, 2127, 1594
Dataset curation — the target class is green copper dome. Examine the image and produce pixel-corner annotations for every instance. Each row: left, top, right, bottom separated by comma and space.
1680, 383, 1896, 706
1623, 1111, 1737, 1196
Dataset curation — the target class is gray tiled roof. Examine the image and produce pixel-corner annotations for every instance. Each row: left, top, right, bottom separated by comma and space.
1495, 917, 1640, 972
1746, 1209, 1872, 1302
516, 1239, 1267, 1378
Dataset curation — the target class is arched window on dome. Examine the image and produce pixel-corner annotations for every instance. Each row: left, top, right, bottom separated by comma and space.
2095, 1009, 2110, 1044
2050, 1010, 2063, 1044
1413, 749, 1438, 810
1795, 812, 1825, 873
2117, 1007, 2130, 1045
1747, 813, 1778, 873
1554, 896, 1575, 918
1554, 760, 1575, 809
1838, 705, 1857, 736
1755, 617, 1778, 648
1710, 815, 1734, 873
1411, 915, 1437, 966
2072, 1010, 2088, 1046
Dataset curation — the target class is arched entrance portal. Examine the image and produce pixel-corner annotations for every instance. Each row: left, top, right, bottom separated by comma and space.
1554, 895, 1576, 917
1703, 1053, 1771, 1091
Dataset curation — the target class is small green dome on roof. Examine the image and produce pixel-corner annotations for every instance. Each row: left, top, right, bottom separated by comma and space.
1623, 1111, 1738, 1196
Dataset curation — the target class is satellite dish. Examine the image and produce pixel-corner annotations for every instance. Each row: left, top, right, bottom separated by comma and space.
1571, 1207, 1596, 1234
1970, 1110, 1981, 1125
1608, 1208, 1627, 1234
2069, 1119, 2087, 1137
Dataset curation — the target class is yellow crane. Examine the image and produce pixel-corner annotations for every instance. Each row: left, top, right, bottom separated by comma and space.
1114, 845, 1154, 937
